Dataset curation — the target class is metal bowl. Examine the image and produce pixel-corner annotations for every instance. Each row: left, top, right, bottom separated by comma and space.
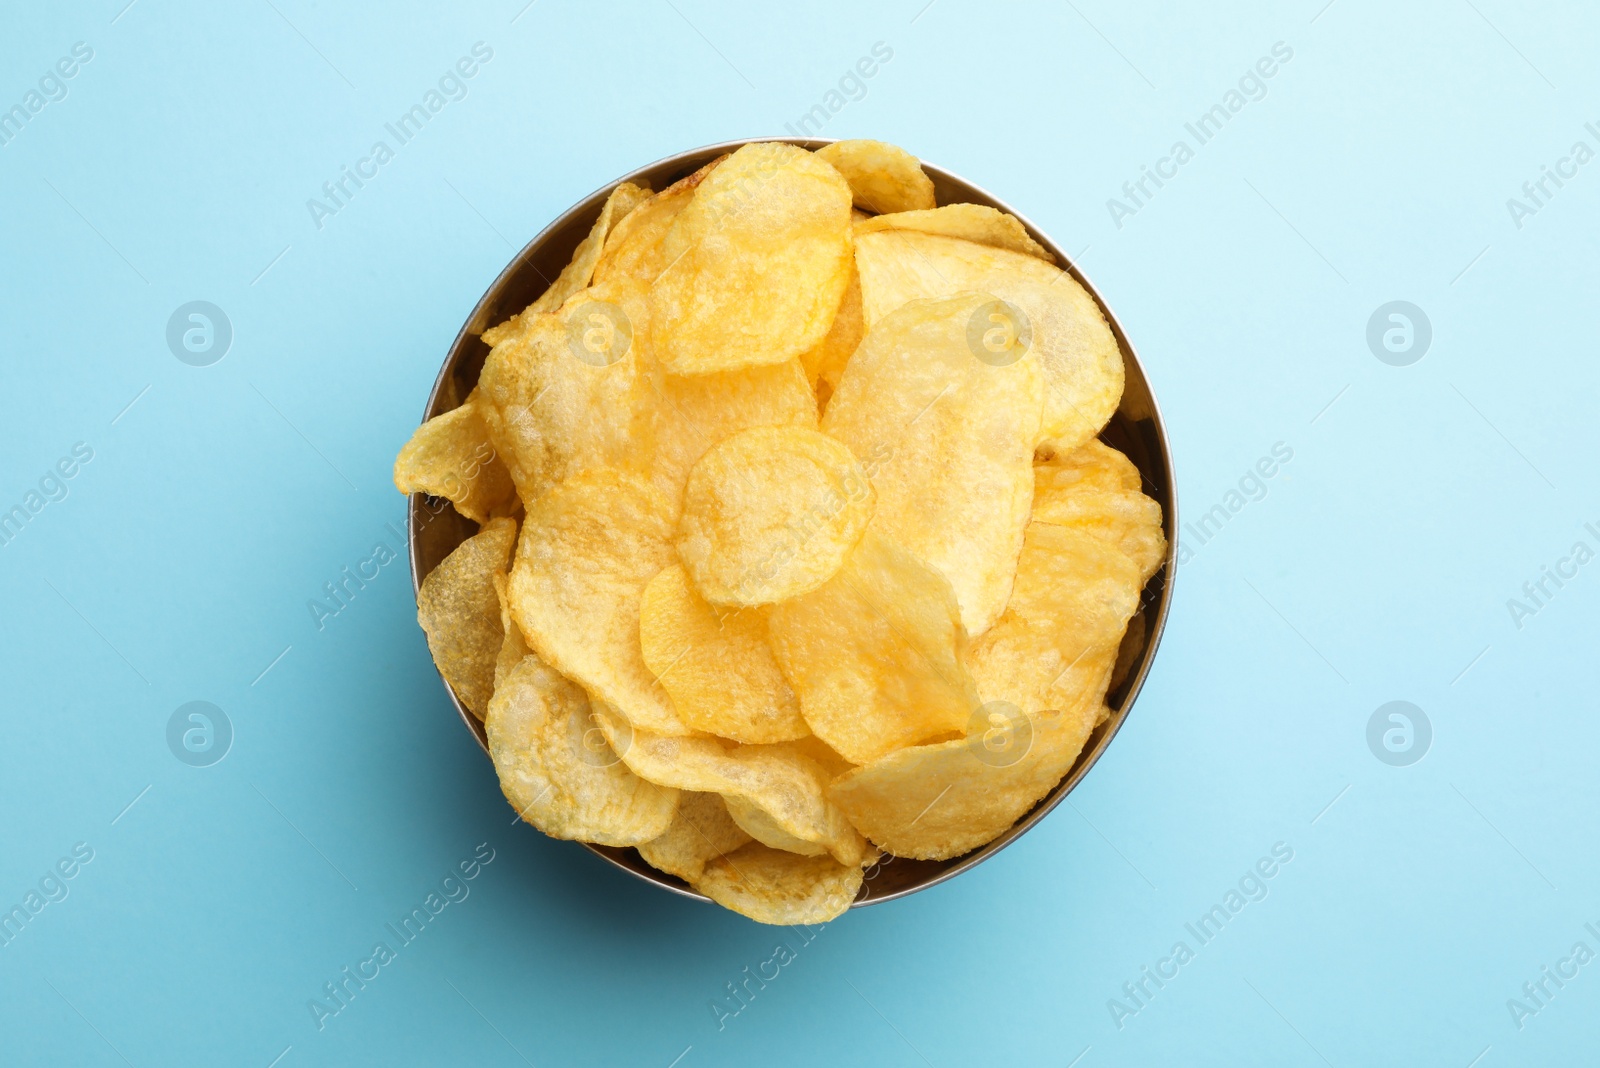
408, 137, 1176, 908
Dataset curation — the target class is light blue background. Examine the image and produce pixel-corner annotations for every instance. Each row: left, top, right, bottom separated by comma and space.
2, 1, 1595, 1065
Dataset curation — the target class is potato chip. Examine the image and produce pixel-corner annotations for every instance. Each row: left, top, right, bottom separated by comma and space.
650, 143, 853, 374
1033, 441, 1166, 583
721, 798, 828, 857
594, 714, 868, 866
482, 181, 652, 347
477, 278, 649, 501
798, 262, 863, 403
508, 468, 693, 735
491, 569, 529, 692
636, 791, 752, 882
487, 651, 679, 846
638, 564, 808, 743
676, 426, 874, 606
828, 700, 1099, 860
592, 160, 722, 288
417, 516, 518, 719
694, 842, 865, 924
854, 229, 1123, 450
813, 139, 936, 215
393, 390, 517, 524
633, 358, 817, 506
822, 292, 1044, 635
855, 203, 1053, 261
768, 530, 978, 765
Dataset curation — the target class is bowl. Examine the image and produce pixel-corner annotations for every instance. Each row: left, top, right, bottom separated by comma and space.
408, 137, 1177, 908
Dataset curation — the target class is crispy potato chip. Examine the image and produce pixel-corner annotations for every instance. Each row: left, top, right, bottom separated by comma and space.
1033, 441, 1166, 583
487, 651, 678, 846
491, 569, 530, 692
482, 181, 651, 347
965, 524, 1140, 717
393, 390, 517, 524
768, 530, 978, 765
855, 203, 1053, 262
1108, 610, 1147, 697
854, 229, 1123, 450
722, 797, 828, 857
636, 791, 752, 882
508, 468, 693, 735
634, 358, 818, 506
650, 143, 853, 374
639, 564, 808, 743
799, 262, 863, 402
676, 426, 874, 605
595, 714, 868, 866
694, 842, 865, 925
477, 278, 649, 501
829, 700, 1099, 860
822, 292, 1043, 635
418, 516, 518, 719
814, 139, 936, 215
592, 160, 722, 288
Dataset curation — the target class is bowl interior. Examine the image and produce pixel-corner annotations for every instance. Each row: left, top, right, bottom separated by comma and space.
409, 138, 1176, 908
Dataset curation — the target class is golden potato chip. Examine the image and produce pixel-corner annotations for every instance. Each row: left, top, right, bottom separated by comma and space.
854, 229, 1123, 450
676, 426, 874, 606
722, 798, 828, 856
393, 390, 517, 524
633, 358, 818, 506
491, 569, 529, 692
798, 262, 863, 401
767, 530, 978, 765
695, 843, 865, 924
508, 468, 693, 735
813, 139, 936, 215
650, 142, 853, 374
855, 203, 1053, 261
636, 791, 752, 882
417, 516, 518, 719
1108, 610, 1147, 697
592, 160, 722, 288
487, 651, 678, 846
482, 181, 651, 347
1033, 441, 1166, 583
822, 292, 1044, 636
594, 715, 868, 866
829, 700, 1100, 860
477, 278, 649, 501
638, 564, 808, 743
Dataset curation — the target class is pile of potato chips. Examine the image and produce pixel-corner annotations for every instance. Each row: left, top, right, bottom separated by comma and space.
395, 140, 1165, 924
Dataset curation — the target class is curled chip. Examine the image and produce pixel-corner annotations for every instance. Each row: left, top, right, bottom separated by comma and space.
1033, 441, 1167, 582
855, 203, 1053, 262
694, 843, 866, 925
508, 468, 693, 736
638, 564, 808, 744
828, 701, 1100, 860
477, 278, 649, 501
633, 358, 818, 506
491, 569, 530, 692
483, 181, 652, 347
768, 530, 979, 765
676, 426, 874, 606
636, 791, 752, 882
965, 524, 1141, 718
650, 142, 853, 375
798, 263, 864, 403
595, 715, 868, 867
417, 516, 518, 719
823, 292, 1044, 636
854, 229, 1123, 451
393, 390, 517, 524
487, 651, 678, 846
814, 139, 936, 215
593, 160, 721, 289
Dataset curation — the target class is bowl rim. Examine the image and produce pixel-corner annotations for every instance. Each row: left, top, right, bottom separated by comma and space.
407, 135, 1178, 909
